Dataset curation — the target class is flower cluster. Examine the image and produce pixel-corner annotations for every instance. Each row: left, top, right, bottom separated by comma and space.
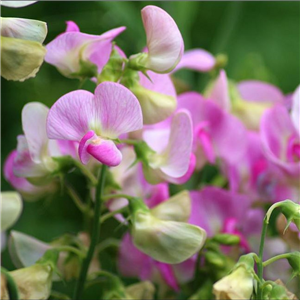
1, 3, 299, 300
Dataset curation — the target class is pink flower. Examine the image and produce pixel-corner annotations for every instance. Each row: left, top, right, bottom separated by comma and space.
141, 110, 194, 184
176, 91, 247, 170
173, 48, 216, 73
261, 102, 300, 181
47, 82, 143, 166
45, 21, 125, 79
129, 5, 184, 73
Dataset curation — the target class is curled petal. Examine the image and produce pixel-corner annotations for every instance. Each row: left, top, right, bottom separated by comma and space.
94, 82, 143, 138
78, 130, 97, 164
291, 86, 300, 133
1, 17, 47, 43
135, 5, 183, 73
174, 49, 215, 73
65, 21, 80, 32
47, 90, 94, 141
237, 80, 284, 103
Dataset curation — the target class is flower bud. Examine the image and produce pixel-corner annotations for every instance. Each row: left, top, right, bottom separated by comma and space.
131, 83, 176, 124
287, 252, 300, 278
281, 201, 300, 232
1, 192, 23, 232
1, 264, 53, 300
212, 234, 241, 246
213, 265, 254, 300
125, 281, 155, 300
130, 202, 206, 264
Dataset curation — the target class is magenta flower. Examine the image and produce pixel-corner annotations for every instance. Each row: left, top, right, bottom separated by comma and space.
47, 82, 143, 166
129, 5, 184, 73
176, 91, 247, 170
45, 21, 125, 79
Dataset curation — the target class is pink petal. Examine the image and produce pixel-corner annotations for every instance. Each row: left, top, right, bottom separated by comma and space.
47, 90, 94, 141
291, 86, 300, 133
141, 5, 184, 73
45, 27, 125, 76
154, 262, 179, 291
78, 130, 97, 164
87, 138, 122, 167
207, 70, 230, 112
174, 49, 215, 73
237, 80, 284, 103
65, 21, 80, 32
159, 110, 193, 178
94, 82, 143, 138
22, 102, 49, 163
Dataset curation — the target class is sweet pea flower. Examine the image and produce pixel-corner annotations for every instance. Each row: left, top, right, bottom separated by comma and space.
223, 131, 296, 203
47, 82, 143, 166
1, 17, 47, 81
139, 110, 194, 184
189, 187, 263, 254
129, 5, 184, 73
174, 91, 247, 170
45, 21, 125, 79
260, 89, 300, 181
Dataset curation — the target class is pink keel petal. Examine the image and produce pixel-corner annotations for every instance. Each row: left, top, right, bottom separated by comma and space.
87, 139, 122, 167
154, 262, 179, 291
78, 131, 96, 164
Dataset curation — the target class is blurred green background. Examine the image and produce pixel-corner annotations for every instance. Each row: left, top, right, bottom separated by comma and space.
1, 0, 299, 277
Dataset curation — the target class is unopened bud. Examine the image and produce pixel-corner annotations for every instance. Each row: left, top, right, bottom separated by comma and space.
287, 252, 300, 278
212, 233, 240, 246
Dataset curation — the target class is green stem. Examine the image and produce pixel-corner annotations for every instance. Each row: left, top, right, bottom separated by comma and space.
73, 160, 98, 185
262, 253, 291, 267
100, 208, 126, 224
54, 246, 86, 258
73, 165, 107, 300
257, 217, 268, 299
65, 182, 87, 213
102, 193, 134, 201
1, 267, 19, 300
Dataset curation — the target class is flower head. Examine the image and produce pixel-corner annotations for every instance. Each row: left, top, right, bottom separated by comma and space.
47, 82, 143, 166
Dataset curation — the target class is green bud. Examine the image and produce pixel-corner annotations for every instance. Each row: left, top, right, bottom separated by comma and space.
97, 46, 124, 83
205, 250, 226, 268
287, 252, 300, 278
281, 201, 300, 232
262, 280, 298, 300
212, 234, 240, 246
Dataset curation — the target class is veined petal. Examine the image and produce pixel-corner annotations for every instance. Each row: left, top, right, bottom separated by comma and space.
238, 80, 284, 103
1, 36, 46, 81
207, 70, 230, 112
140, 5, 184, 73
47, 90, 94, 141
1, 17, 47, 43
87, 138, 122, 167
291, 86, 300, 133
94, 82, 143, 138
173, 49, 215, 73
155, 110, 193, 178
1, 1, 37, 7
22, 102, 49, 163
1, 192, 23, 231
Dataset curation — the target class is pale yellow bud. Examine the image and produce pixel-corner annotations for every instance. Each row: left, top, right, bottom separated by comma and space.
151, 190, 191, 222
1, 264, 53, 300
125, 281, 155, 300
1, 192, 23, 231
132, 211, 206, 264
213, 265, 254, 300
132, 85, 176, 125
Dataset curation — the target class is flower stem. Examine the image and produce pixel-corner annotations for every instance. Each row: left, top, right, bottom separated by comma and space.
101, 193, 134, 201
1, 267, 19, 300
73, 160, 98, 186
73, 165, 107, 300
257, 217, 268, 299
262, 253, 291, 267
